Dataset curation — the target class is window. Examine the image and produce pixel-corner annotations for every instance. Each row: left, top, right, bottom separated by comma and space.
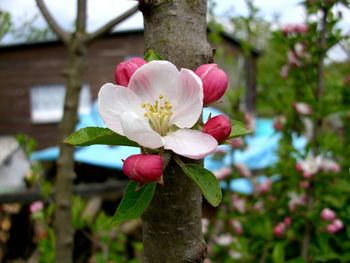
30, 83, 91, 124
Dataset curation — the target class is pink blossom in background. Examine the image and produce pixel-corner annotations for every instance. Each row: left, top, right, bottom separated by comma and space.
231, 137, 243, 149
293, 102, 313, 115
234, 163, 252, 177
295, 24, 308, 34
253, 200, 264, 212
30, 201, 43, 214
288, 51, 301, 67
320, 208, 336, 221
284, 217, 292, 226
231, 194, 246, 213
273, 222, 286, 237
280, 65, 289, 79
320, 158, 341, 173
213, 166, 232, 180
296, 155, 322, 178
288, 192, 306, 211
256, 179, 272, 194
244, 112, 256, 131
215, 234, 233, 246
230, 219, 244, 235
273, 116, 286, 131
326, 219, 344, 234
99, 60, 218, 159
326, 223, 338, 234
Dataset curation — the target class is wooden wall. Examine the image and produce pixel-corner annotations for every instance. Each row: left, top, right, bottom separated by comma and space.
0, 32, 144, 149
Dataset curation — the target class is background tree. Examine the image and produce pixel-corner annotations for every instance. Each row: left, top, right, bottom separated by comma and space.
0, 9, 12, 42
35, 0, 138, 262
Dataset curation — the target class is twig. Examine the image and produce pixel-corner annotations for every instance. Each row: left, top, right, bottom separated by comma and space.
35, 0, 70, 45
86, 5, 139, 44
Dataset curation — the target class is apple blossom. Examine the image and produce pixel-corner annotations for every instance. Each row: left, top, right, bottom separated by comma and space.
215, 234, 233, 246
288, 192, 306, 211
326, 223, 338, 234
288, 51, 301, 67
122, 154, 163, 183
195, 63, 228, 106
231, 137, 243, 149
284, 217, 292, 226
296, 155, 322, 178
320, 208, 336, 221
30, 201, 44, 214
256, 179, 272, 194
230, 219, 244, 235
213, 166, 232, 180
203, 114, 232, 143
99, 60, 218, 159
293, 102, 313, 115
231, 194, 246, 213
115, 57, 146, 86
273, 222, 286, 237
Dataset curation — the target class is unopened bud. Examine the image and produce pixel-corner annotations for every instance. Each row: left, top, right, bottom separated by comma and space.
122, 154, 163, 184
195, 63, 228, 106
115, 57, 146, 87
321, 208, 336, 221
203, 114, 231, 144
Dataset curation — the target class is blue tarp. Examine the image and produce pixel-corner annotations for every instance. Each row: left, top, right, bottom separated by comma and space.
31, 103, 307, 194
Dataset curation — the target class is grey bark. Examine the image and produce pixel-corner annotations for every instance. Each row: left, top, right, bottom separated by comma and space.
140, 1, 212, 262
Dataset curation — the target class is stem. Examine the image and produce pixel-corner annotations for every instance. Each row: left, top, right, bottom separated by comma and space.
301, 7, 328, 262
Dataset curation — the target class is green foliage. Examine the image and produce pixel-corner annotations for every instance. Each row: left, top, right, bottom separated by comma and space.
0, 9, 12, 42
230, 120, 252, 138
113, 181, 156, 224
177, 161, 222, 207
144, 49, 164, 62
64, 127, 138, 147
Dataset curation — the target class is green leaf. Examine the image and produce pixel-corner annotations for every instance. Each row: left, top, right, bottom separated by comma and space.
272, 242, 285, 263
144, 49, 163, 62
229, 120, 252, 138
178, 163, 222, 207
113, 181, 156, 224
64, 127, 138, 147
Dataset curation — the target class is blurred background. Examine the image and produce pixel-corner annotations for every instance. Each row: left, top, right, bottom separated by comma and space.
0, 0, 349, 262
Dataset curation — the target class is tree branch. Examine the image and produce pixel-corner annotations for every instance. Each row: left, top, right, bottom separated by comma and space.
76, 0, 87, 35
86, 5, 139, 44
36, 0, 70, 45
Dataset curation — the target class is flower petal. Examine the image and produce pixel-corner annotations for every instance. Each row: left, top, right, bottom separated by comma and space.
98, 83, 143, 135
163, 129, 217, 159
170, 69, 203, 128
128, 60, 179, 103
120, 112, 163, 149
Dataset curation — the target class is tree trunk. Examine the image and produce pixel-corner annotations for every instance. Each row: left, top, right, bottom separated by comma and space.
140, 1, 212, 262
55, 40, 86, 263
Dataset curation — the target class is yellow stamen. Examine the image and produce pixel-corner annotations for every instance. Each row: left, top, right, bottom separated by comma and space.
142, 94, 173, 136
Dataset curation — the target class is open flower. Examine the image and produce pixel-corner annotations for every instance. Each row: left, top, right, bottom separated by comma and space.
98, 60, 218, 159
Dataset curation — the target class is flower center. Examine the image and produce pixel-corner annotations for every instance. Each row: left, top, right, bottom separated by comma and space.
142, 95, 173, 136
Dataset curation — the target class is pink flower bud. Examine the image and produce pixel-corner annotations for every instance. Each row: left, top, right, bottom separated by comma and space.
115, 57, 146, 87
230, 219, 244, 235
195, 63, 228, 106
295, 162, 303, 172
326, 223, 338, 234
321, 208, 336, 221
273, 222, 286, 237
256, 179, 272, 194
332, 219, 344, 231
231, 137, 243, 149
30, 201, 43, 214
203, 115, 231, 143
284, 217, 292, 226
288, 51, 300, 67
122, 154, 163, 183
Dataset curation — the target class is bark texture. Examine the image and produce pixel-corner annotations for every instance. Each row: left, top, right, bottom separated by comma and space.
140, 1, 212, 262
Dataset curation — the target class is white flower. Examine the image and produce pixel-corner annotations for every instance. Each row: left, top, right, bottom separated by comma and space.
98, 60, 218, 159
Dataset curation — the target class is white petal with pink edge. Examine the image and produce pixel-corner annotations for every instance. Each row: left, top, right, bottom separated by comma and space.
163, 129, 217, 159
170, 69, 203, 128
98, 83, 143, 135
120, 111, 163, 149
128, 60, 179, 104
